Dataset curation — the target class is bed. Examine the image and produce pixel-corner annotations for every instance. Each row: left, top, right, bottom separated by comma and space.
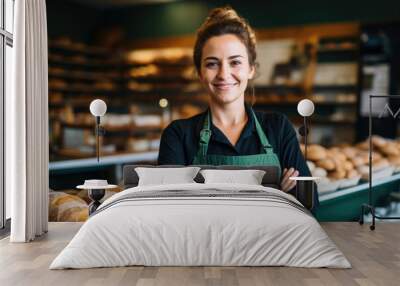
50, 165, 350, 269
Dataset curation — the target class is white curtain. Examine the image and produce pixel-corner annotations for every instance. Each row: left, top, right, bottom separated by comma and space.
7, 0, 49, 242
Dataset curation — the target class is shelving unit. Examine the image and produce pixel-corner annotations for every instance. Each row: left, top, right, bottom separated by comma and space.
252, 25, 360, 146
48, 38, 207, 161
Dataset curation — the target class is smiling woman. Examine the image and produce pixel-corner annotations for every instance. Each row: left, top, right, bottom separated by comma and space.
157, 6, 319, 211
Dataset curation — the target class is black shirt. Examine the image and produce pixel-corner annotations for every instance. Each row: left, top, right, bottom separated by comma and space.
157, 105, 319, 210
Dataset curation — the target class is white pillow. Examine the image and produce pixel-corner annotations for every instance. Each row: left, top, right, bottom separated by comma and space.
135, 167, 201, 186
200, 169, 266, 185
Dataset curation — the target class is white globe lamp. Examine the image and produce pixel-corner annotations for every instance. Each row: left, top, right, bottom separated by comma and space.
90, 99, 107, 117
89, 99, 107, 162
297, 99, 315, 161
297, 99, 315, 117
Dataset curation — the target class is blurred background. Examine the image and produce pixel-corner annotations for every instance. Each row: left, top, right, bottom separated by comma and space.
46, 0, 400, 222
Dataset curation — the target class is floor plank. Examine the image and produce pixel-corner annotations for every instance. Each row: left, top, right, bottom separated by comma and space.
0, 222, 399, 286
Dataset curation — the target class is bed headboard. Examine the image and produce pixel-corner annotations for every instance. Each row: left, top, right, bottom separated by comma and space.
122, 165, 281, 189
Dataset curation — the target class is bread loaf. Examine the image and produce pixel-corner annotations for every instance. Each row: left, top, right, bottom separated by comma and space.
300, 144, 305, 154
388, 156, 400, 166
372, 158, 390, 171
342, 147, 358, 159
346, 169, 359, 179
380, 143, 400, 156
328, 168, 346, 180
371, 135, 387, 148
343, 160, 354, 171
316, 158, 336, 171
355, 141, 369, 151
307, 145, 327, 161
49, 191, 88, 222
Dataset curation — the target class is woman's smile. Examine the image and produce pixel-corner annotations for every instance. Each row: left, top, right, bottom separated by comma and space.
212, 82, 238, 91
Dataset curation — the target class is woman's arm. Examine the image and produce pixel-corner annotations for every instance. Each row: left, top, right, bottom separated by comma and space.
157, 122, 187, 165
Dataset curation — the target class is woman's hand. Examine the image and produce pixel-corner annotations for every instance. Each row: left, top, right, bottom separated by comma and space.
280, 168, 299, 193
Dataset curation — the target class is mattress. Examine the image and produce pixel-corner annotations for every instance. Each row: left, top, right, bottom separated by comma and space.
50, 183, 350, 269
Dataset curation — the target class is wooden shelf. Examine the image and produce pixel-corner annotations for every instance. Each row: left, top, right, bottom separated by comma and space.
48, 71, 124, 81
255, 84, 304, 94
254, 100, 357, 107
49, 72, 196, 83
49, 86, 120, 94
48, 55, 126, 68
49, 151, 159, 170
49, 41, 110, 56
60, 121, 163, 133
317, 46, 358, 52
292, 117, 356, 125
126, 61, 192, 68
130, 76, 195, 83
53, 148, 160, 160
313, 84, 358, 93
54, 148, 111, 159
49, 55, 194, 69
49, 86, 204, 95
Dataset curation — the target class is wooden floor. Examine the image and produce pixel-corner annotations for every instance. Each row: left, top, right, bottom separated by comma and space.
0, 222, 399, 286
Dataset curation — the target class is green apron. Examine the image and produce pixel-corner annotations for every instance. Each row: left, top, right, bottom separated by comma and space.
192, 108, 282, 177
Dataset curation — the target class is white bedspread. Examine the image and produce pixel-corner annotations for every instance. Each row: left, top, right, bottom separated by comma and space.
50, 183, 351, 269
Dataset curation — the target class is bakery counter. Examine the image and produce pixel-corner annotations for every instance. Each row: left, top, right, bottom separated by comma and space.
49, 151, 158, 190
316, 173, 400, 221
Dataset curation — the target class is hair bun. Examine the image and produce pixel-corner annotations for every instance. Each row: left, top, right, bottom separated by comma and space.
202, 6, 256, 49
207, 6, 240, 23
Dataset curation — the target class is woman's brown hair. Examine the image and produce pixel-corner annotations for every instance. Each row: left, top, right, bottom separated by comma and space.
193, 6, 257, 73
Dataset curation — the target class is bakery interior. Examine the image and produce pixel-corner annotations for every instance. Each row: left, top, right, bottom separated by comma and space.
46, 0, 400, 222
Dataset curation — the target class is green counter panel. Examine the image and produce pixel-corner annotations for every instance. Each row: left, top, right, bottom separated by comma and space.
316, 173, 400, 221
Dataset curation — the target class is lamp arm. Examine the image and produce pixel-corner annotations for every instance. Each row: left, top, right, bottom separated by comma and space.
304, 116, 307, 162
96, 116, 100, 162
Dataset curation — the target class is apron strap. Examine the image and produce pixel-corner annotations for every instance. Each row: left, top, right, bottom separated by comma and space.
198, 108, 274, 156
250, 108, 274, 154
198, 112, 212, 156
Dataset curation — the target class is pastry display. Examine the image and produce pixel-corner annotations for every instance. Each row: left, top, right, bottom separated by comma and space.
302, 135, 400, 193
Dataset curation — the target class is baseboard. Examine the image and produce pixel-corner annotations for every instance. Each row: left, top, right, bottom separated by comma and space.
0, 218, 11, 239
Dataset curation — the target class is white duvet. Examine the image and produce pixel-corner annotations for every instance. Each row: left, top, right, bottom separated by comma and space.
50, 183, 351, 269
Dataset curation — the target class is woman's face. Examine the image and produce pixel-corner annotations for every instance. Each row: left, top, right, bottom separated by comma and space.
199, 34, 255, 106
